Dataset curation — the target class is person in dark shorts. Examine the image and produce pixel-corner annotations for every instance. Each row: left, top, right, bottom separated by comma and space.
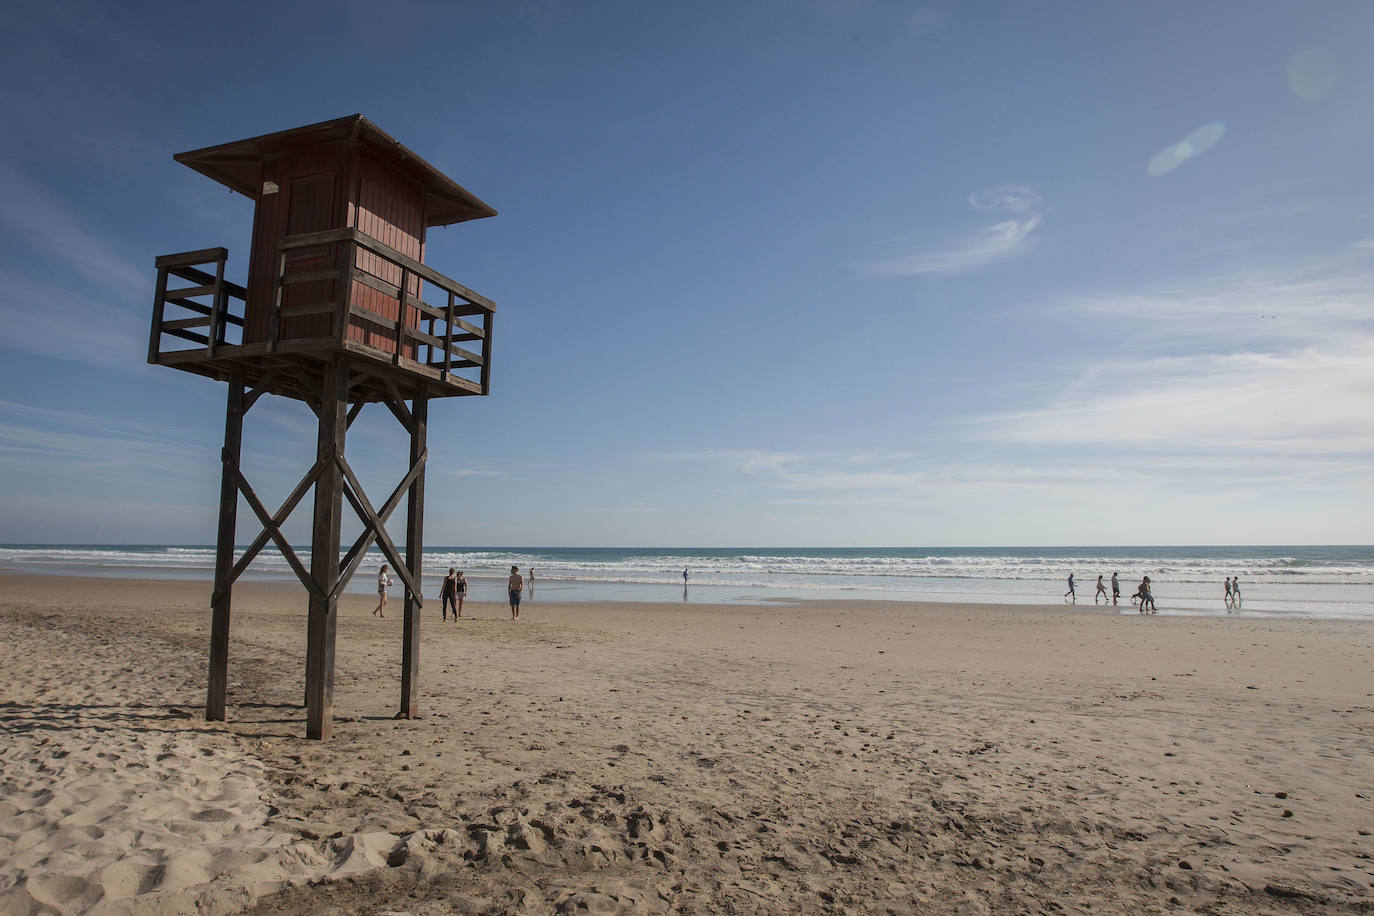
1111, 571, 1120, 605
1064, 573, 1076, 602
508, 565, 524, 619
441, 567, 460, 621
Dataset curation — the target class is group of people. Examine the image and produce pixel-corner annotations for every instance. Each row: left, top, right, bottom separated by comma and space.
373, 563, 533, 622
1224, 575, 1243, 609
1064, 571, 1155, 612
1062, 572, 1247, 613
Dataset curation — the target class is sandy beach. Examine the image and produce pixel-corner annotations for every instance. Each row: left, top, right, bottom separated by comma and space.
1, 573, 1370, 914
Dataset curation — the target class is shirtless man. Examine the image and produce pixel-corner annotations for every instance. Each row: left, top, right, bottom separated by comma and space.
508, 565, 524, 620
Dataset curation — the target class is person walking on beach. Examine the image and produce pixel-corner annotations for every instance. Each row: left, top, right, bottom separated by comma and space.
1111, 571, 1120, 606
683, 567, 689, 585
1231, 575, 1241, 607
1094, 574, 1108, 604
508, 565, 524, 620
374, 564, 393, 618
1224, 576, 1232, 608
455, 570, 467, 616
528, 568, 535, 596
1064, 573, 1076, 602
441, 567, 461, 621
1139, 576, 1156, 614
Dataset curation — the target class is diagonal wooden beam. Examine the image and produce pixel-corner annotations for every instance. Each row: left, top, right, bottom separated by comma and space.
335, 453, 422, 604
333, 449, 427, 602
211, 456, 327, 606
346, 399, 366, 429
243, 368, 280, 414
228, 459, 324, 600
382, 379, 413, 430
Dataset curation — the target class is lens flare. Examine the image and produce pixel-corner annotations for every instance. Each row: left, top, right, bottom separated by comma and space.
1146, 122, 1227, 177
1287, 48, 1338, 101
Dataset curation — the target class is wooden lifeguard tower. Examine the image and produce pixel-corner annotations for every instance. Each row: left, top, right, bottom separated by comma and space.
148, 114, 497, 739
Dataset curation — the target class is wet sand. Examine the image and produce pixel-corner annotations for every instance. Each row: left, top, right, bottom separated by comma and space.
1, 574, 1371, 914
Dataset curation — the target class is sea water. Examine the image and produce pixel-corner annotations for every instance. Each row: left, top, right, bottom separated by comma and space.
1, 545, 1371, 620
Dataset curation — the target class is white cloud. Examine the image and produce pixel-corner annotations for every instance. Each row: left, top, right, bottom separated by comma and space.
867, 185, 1043, 276
981, 342, 1374, 455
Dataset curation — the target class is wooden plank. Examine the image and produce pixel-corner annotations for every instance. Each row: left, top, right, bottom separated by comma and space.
156, 247, 228, 269
163, 316, 212, 330
164, 283, 218, 299
167, 263, 248, 300
206, 377, 244, 722
306, 359, 349, 741
163, 327, 210, 346
279, 301, 338, 318
400, 396, 427, 720
163, 299, 245, 326
427, 358, 481, 369
280, 268, 341, 285
231, 462, 321, 600
351, 270, 446, 322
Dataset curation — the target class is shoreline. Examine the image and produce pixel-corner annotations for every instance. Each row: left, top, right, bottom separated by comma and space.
2, 574, 1371, 913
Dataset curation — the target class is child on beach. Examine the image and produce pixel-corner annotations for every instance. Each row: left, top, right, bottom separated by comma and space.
374, 564, 393, 618
1095, 575, 1108, 604
508, 565, 524, 620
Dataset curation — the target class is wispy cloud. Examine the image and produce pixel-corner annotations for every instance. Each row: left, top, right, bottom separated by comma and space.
867, 185, 1043, 276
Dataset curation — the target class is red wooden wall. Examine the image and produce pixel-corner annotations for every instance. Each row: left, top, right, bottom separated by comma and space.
243, 143, 427, 359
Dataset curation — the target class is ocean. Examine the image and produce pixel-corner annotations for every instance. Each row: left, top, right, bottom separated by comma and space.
1, 544, 1371, 620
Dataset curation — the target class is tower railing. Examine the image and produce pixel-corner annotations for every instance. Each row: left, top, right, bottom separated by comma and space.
148, 248, 247, 362
273, 227, 494, 395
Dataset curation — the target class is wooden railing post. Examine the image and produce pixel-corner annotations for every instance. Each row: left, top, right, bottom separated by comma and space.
394, 266, 409, 365
207, 373, 244, 721
442, 291, 455, 380
148, 266, 169, 364
208, 252, 226, 357
268, 247, 285, 353
335, 236, 352, 345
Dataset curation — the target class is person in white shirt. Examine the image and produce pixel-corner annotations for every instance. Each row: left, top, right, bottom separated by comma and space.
374, 564, 394, 618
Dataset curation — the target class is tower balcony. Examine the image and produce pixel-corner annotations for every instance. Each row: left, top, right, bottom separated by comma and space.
149, 228, 494, 404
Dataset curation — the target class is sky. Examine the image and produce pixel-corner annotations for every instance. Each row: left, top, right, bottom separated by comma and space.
0, 0, 1372, 547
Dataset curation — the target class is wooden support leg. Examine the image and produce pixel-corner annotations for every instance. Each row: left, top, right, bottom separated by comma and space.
305, 360, 349, 740
399, 396, 428, 719
207, 376, 245, 722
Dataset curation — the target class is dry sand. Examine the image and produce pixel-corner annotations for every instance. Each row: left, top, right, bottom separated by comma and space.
0, 573, 1371, 914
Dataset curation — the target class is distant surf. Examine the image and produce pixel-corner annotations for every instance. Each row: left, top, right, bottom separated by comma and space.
1, 544, 1370, 619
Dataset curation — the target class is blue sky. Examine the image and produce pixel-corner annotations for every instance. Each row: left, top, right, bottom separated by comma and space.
1, 0, 1371, 547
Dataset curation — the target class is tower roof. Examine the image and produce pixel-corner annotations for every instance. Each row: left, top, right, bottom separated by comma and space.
173, 114, 497, 227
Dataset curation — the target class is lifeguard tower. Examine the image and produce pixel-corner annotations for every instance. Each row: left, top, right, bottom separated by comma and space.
148, 115, 496, 739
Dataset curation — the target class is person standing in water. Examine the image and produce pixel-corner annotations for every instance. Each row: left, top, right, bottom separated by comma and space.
374, 564, 393, 618
683, 567, 689, 585
1094, 574, 1108, 604
1064, 573, 1076, 602
508, 565, 524, 620
1231, 575, 1241, 607
1111, 571, 1120, 606
1224, 576, 1232, 608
